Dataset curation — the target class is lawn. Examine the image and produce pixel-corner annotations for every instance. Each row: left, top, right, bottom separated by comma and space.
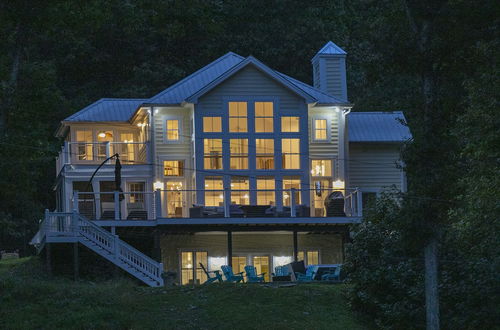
0, 257, 367, 330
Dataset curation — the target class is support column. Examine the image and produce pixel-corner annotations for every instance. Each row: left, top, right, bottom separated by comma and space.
293, 230, 298, 262
227, 231, 233, 267
73, 242, 79, 281
46, 243, 52, 276
153, 230, 162, 263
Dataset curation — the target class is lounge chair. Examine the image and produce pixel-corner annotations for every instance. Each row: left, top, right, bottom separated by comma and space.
199, 263, 223, 284
244, 265, 265, 283
221, 265, 244, 283
295, 266, 316, 282
321, 264, 342, 282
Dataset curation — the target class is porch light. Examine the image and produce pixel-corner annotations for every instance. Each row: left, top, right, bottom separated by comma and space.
332, 180, 345, 189
98, 131, 106, 138
153, 181, 164, 190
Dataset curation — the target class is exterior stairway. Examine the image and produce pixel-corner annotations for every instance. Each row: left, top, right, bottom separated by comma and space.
30, 211, 164, 287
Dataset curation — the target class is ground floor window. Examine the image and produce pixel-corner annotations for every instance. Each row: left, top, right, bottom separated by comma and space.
297, 250, 319, 266
180, 251, 208, 285
253, 255, 271, 282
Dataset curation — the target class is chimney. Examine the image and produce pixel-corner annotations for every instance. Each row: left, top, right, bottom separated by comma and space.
312, 41, 348, 102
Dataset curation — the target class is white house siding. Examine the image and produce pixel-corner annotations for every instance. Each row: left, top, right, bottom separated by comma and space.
348, 143, 404, 191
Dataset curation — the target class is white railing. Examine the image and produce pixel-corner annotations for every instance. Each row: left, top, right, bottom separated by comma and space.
345, 188, 363, 217
59, 142, 148, 166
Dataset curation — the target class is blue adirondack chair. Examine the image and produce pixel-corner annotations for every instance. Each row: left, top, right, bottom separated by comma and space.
244, 265, 266, 283
295, 266, 316, 282
199, 262, 223, 284
272, 265, 290, 277
321, 264, 342, 282
221, 265, 244, 283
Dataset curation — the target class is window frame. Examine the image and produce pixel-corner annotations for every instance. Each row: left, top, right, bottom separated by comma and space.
228, 101, 248, 133
203, 138, 223, 170
229, 138, 249, 170
254, 102, 274, 133
203, 116, 222, 133
162, 159, 186, 177
255, 138, 275, 170
163, 116, 183, 143
281, 116, 300, 133
281, 138, 301, 170
312, 116, 330, 143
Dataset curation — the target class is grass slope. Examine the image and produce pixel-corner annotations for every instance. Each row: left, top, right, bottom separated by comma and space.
0, 258, 367, 330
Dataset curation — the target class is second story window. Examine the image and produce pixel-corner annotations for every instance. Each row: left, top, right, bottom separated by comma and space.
164, 160, 184, 176
255, 139, 274, 170
313, 119, 328, 141
203, 117, 222, 132
166, 119, 180, 141
75, 129, 93, 160
311, 160, 332, 177
204, 139, 222, 169
282, 138, 300, 169
255, 102, 273, 133
205, 176, 223, 206
281, 116, 299, 132
229, 102, 247, 132
230, 139, 248, 170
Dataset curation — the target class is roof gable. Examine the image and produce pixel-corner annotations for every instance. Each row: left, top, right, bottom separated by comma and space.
63, 98, 147, 122
348, 111, 411, 142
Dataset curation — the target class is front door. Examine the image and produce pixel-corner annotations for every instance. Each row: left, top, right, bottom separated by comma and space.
166, 181, 184, 217
253, 255, 270, 282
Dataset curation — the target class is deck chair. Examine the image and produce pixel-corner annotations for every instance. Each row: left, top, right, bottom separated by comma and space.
321, 264, 342, 282
244, 265, 265, 283
199, 263, 223, 284
221, 265, 244, 283
295, 266, 316, 282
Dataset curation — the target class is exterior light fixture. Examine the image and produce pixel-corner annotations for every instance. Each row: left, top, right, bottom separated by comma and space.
332, 180, 345, 189
153, 181, 164, 190
98, 131, 106, 138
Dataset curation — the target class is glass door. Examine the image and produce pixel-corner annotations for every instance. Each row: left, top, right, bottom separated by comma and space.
253, 255, 270, 282
166, 181, 184, 217
232, 256, 247, 282
181, 251, 208, 285
312, 179, 331, 217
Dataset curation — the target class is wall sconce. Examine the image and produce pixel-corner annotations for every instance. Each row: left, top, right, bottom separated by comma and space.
98, 131, 106, 138
332, 180, 345, 189
153, 181, 164, 190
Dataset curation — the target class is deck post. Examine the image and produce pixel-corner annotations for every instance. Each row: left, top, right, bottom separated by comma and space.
46, 243, 52, 276
73, 190, 79, 212
155, 189, 162, 219
224, 188, 230, 218
290, 189, 296, 217
227, 231, 233, 267
293, 230, 298, 262
73, 242, 79, 281
356, 189, 363, 217
114, 191, 120, 220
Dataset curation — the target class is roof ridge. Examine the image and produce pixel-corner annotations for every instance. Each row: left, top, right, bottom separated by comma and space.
350, 111, 404, 114
148, 52, 244, 102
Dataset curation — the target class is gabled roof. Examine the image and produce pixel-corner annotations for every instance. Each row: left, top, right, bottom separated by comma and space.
63, 98, 147, 122
277, 72, 345, 105
348, 111, 411, 142
312, 41, 347, 63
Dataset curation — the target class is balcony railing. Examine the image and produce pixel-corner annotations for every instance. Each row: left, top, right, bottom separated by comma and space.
56, 141, 149, 173
72, 188, 362, 221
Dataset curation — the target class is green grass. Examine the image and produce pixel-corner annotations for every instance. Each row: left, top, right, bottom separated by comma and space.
0, 258, 367, 330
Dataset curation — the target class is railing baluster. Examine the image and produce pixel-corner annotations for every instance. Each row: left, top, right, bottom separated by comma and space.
290, 188, 296, 217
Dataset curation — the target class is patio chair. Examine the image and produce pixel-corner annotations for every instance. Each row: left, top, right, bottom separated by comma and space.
321, 264, 342, 282
272, 265, 291, 282
221, 265, 244, 283
199, 263, 223, 284
244, 265, 265, 283
295, 266, 316, 282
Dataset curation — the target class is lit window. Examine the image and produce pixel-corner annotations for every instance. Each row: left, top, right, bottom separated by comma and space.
255, 102, 273, 133
281, 117, 299, 132
231, 177, 249, 205
166, 119, 180, 141
255, 139, 274, 170
203, 117, 222, 132
230, 139, 248, 170
204, 139, 222, 169
282, 139, 300, 169
96, 130, 113, 160
314, 119, 328, 141
229, 102, 247, 132
181, 251, 208, 285
75, 129, 93, 161
204, 177, 223, 206
128, 182, 145, 204
297, 250, 319, 266
311, 160, 332, 177
164, 160, 184, 176
282, 176, 301, 206
257, 177, 275, 205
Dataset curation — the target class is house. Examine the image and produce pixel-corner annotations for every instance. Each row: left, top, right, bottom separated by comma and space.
31, 41, 410, 286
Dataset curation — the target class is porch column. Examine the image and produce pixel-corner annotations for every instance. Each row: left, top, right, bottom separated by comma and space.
73, 242, 79, 281
227, 231, 233, 267
153, 230, 162, 263
46, 243, 52, 276
293, 230, 298, 262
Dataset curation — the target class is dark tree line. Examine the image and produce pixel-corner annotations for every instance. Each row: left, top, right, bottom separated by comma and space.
0, 0, 498, 327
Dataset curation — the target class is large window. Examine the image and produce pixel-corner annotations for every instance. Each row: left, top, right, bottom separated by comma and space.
75, 129, 93, 160
204, 176, 223, 206
128, 182, 145, 204
255, 102, 273, 133
281, 116, 299, 132
229, 102, 247, 133
257, 177, 275, 206
311, 159, 332, 177
96, 130, 113, 160
231, 177, 249, 205
181, 251, 208, 285
204, 139, 222, 169
297, 250, 319, 266
230, 139, 248, 170
164, 160, 184, 176
282, 139, 300, 169
255, 139, 274, 170
313, 119, 328, 141
283, 177, 301, 206
203, 117, 222, 132
166, 119, 180, 141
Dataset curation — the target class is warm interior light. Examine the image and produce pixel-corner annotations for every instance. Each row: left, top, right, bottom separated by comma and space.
98, 132, 106, 138
332, 180, 345, 189
153, 181, 164, 190
219, 194, 224, 199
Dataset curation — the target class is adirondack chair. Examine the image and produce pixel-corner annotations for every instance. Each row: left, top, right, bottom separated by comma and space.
321, 264, 342, 282
272, 265, 291, 282
199, 263, 223, 284
244, 265, 266, 283
295, 266, 316, 282
221, 265, 244, 283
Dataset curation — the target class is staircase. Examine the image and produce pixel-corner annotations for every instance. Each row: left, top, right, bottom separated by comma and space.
30, 211, 164, 287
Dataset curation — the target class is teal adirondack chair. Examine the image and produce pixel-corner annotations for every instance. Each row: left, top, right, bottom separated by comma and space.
272, 265, 290, 277
244, 265, 266, 283
295, 266, 316, 282
221, 265, 244, 283
199, 263, 223, 284
321, 264, 342, 282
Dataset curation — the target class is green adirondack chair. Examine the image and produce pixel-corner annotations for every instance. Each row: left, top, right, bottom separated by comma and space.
221, 265, 244, 283
199, 263, 223, 284
244, 265, 266, 283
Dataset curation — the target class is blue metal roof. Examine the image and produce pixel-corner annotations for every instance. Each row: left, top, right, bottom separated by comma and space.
348, 111, 411, 142
277, 72, 345, 104
315, 41, 347, 55
64, 98, 147, 122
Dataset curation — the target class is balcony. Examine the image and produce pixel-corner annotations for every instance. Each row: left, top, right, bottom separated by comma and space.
56, 141, 149, 173
71, 188, 363, 223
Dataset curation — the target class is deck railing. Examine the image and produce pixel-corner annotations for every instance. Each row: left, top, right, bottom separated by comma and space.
72, 187, 362, 221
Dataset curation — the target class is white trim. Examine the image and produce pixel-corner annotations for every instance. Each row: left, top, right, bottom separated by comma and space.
162, 115, 183, 144
311, 115, 331, 143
